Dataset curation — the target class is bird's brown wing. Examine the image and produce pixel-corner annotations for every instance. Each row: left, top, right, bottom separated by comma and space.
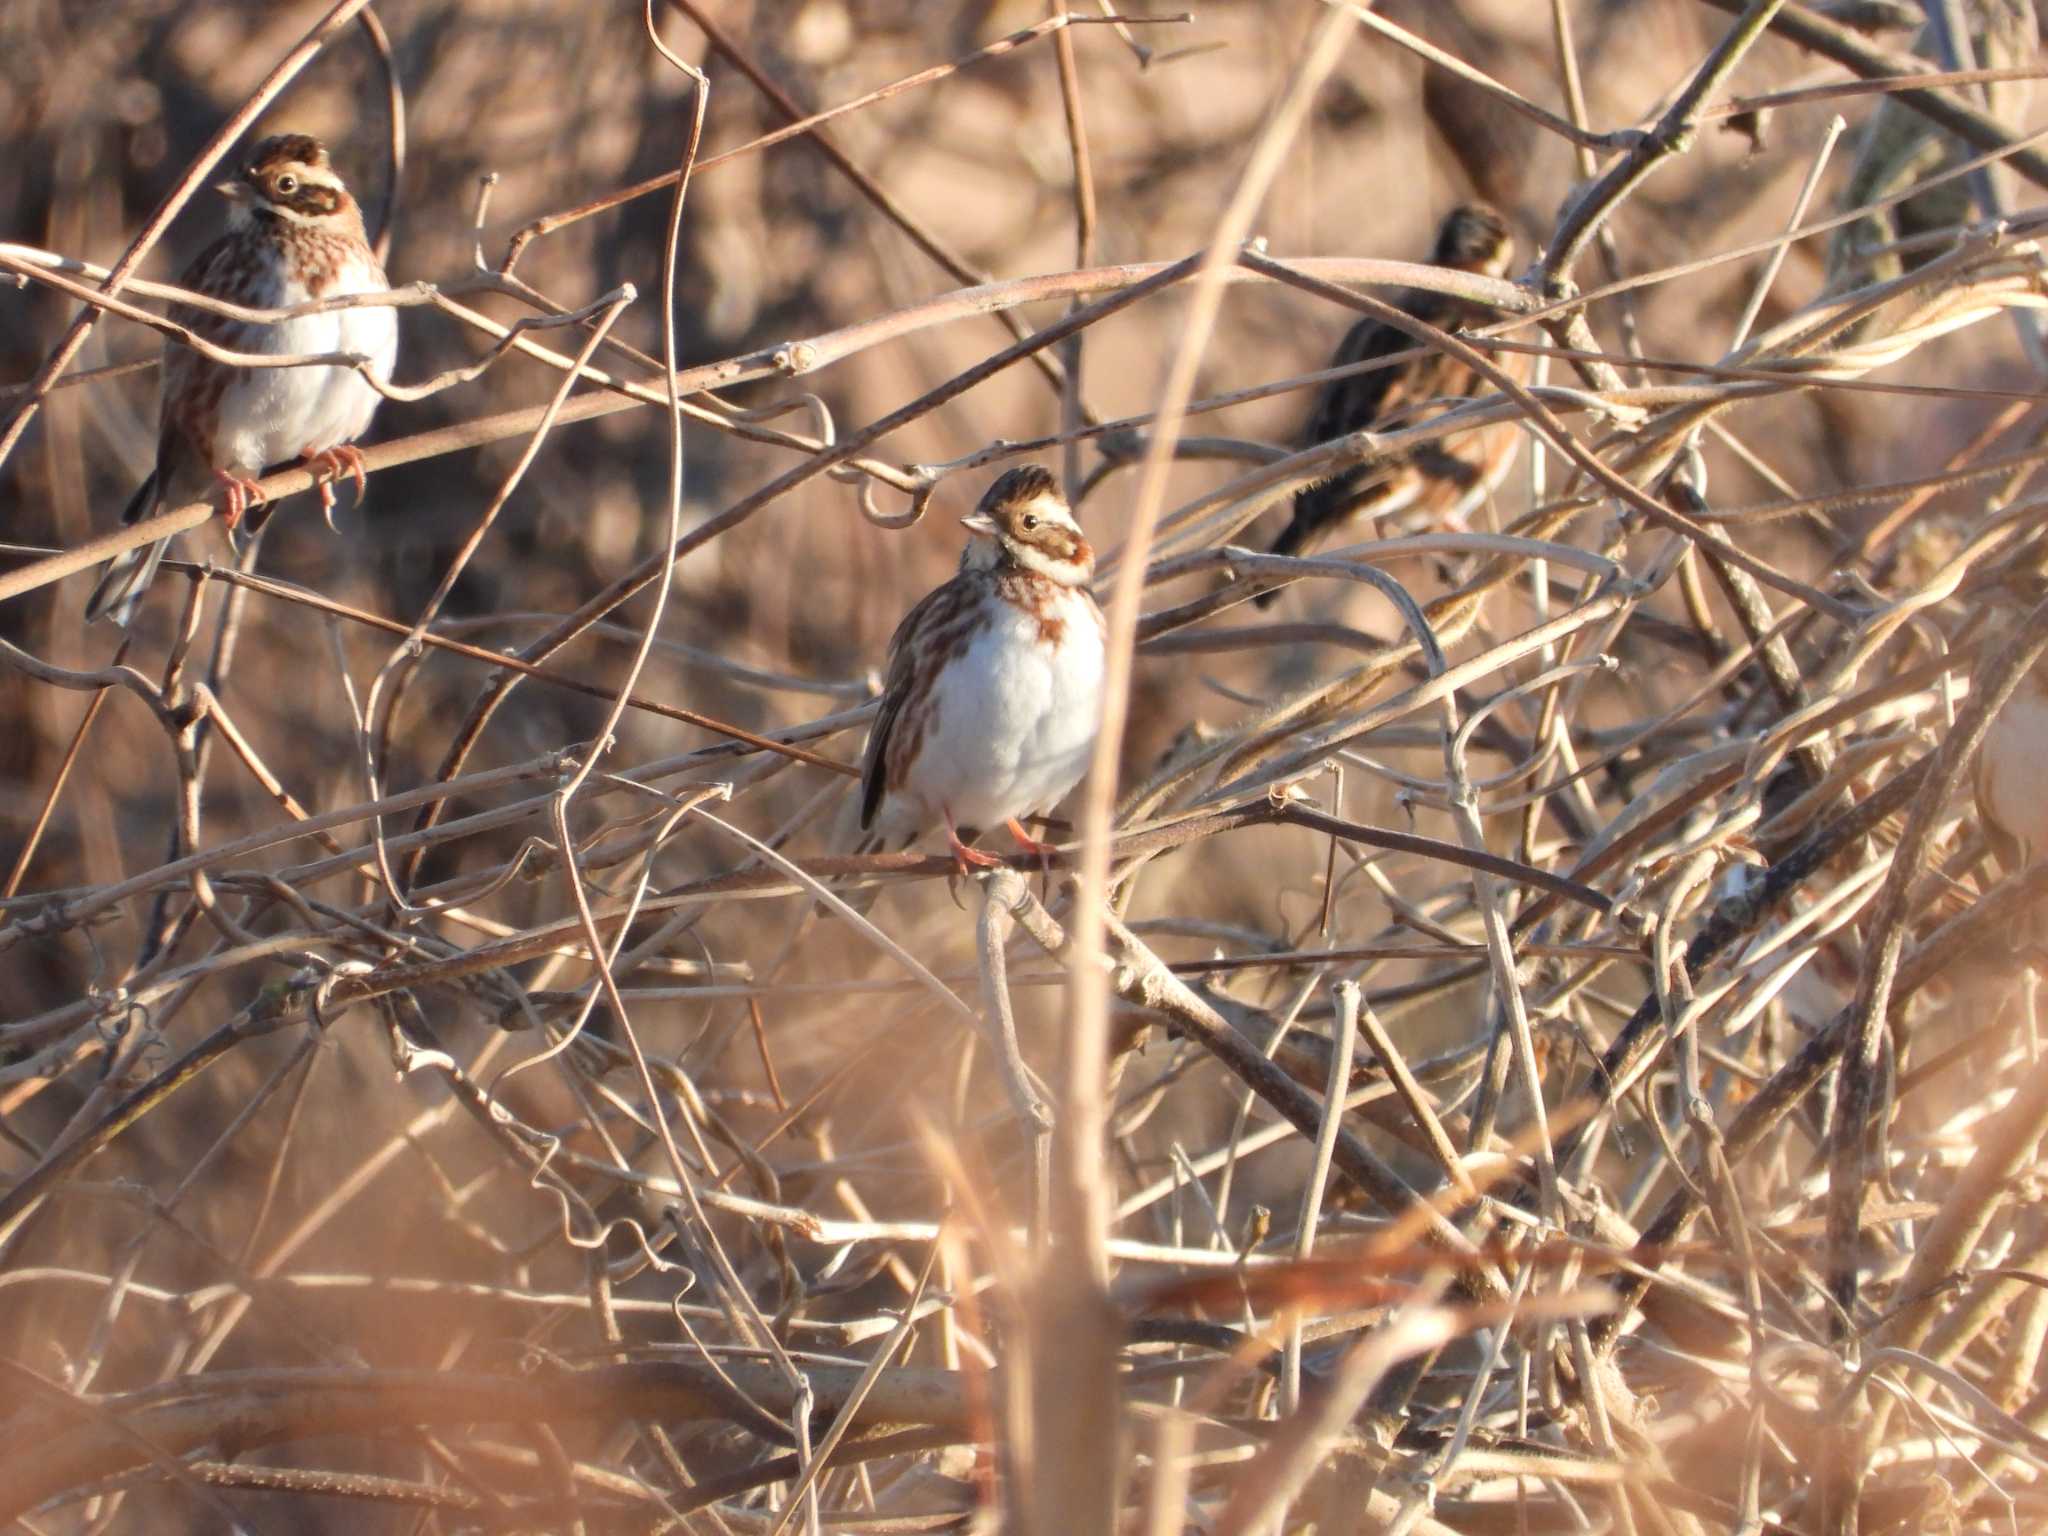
1276, 292, 1485, 556
1301, 290, 1493, 450
167, 232, 250, 332
1303, 308, 1414, 452
860, 576, 971, 830
87, 235, 271, 624
155, 232, 263, 493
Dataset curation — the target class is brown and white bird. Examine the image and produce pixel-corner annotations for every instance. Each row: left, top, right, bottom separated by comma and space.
86, 133, 399, 626
859, 465, 1106, 872
1260, 203, 1520, 604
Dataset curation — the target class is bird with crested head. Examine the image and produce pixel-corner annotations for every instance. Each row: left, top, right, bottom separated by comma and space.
85, 131, 397, 626
858, 464, 1107, 873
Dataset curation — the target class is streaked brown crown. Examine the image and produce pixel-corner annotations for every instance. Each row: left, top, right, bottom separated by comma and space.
979, 464, 1059, 512
1431, 203, 1514, 277
249, 134, 330, 175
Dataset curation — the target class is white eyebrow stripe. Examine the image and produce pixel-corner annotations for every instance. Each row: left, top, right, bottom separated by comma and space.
1021, 494, 1079, 531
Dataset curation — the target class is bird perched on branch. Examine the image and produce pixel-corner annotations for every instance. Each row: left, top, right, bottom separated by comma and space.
1259, 203, 1521, 606
86, 133, 398, 626
858, 465, 1106, 875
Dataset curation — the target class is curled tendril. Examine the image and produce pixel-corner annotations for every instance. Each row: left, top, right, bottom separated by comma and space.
91, 992, 144, 1052
469, 172, 499, 275
724, 387, 835, 441
855, 469, 939, 530
528, 1124, 659, 1263
312, 960, 374, 1034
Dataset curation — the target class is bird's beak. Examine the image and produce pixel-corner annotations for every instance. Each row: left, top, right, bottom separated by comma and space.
961, 512, 997, 537
215, 180, 250, 202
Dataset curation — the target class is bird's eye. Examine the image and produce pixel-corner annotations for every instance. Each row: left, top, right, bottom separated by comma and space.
276, 174, 298, 194
1021, 515, 1039, 530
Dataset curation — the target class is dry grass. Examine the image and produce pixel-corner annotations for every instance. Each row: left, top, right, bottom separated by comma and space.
4, 0, 2048, 1531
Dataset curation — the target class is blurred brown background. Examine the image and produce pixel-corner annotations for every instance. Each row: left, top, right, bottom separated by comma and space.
5, 0, 1973, 991
3, 0, 2044, 1529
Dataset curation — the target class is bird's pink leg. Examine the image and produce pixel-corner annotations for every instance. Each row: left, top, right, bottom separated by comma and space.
1006, 815, 1058, 889
1004, 817, 1057, 859
944, 811, 1003, 876
214, 468, 268, 532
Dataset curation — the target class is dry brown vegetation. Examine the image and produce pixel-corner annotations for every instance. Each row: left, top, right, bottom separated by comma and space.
6, 0, 2048, 1531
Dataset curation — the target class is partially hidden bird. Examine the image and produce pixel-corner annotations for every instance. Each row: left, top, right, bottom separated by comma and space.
1259, 202, 1521, 606
1975, 550, 2048, 873
86, 133, 399, 626
858, 465, 1106, 874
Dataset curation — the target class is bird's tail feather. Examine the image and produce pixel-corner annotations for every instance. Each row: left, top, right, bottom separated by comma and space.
1254, 493, 1328, 608
826, 785, 908, 918
1267, 502, 1319, 562
84, 471, 167, 627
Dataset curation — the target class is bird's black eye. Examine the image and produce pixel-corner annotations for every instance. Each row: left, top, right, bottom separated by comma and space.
1021, 514, 1039, 530
276, 174, 298, 194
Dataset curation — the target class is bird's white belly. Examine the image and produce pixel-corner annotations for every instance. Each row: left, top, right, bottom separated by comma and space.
214, 265, 397, 475
898, 590, 1104, 833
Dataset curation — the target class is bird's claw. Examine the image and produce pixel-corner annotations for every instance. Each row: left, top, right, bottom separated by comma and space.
214, 469, 268, 536
1005, 816, 1057, 894
948, 841, 1004, 876
944, 814, 1003, 881
301, 444, 369, 530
